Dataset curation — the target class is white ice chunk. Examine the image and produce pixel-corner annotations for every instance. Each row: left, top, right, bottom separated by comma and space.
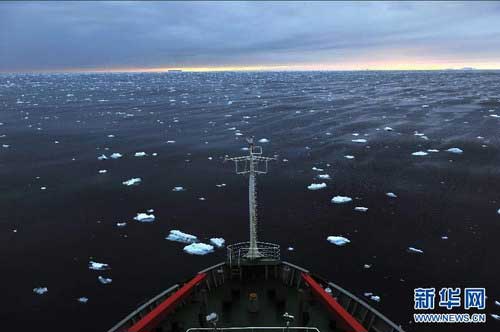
386, 192, 397, 198
327, 236, 351, 246
134, 152, 147, 157
312, 166, 324, 172
317, 174, 331, 180
352, 139, 367, 143
134, 213, 155, 223
77, 297, 89, 303
364, 264, 372, 269
172, 186, 186, 192
33, 287, 48, 295
412, 151, 428, 156
427, 149, 439, 153
166, 140, 176, 144
344, 155, 355, 159
384, 127, 394, 131
210, 238, 225, 248
407, 247, 424, 254
497, 208, 500, 215
490, 314, 500, 320
110, 153, 123, 159
258, 138, 270, 143
354, 207, 368, 212
123, 178, 141, 186
89, 261, 110, 271
98, 276, 112, 284
446, 148, 463, 154
216, 183, 227, 188
331, 196, 352, 204
495, 300, 500, 306
166, 230, 198, 243
308, 183, 327, 190
116, 222, 127, 227
183, 243, 214, 255
98, 169, 107, 174
98, 154, 108, 160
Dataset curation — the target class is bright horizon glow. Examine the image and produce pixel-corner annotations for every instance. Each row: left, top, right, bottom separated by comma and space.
6, 62, 500, 73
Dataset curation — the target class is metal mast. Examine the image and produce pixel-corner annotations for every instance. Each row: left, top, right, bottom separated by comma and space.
226, 137, 275, 259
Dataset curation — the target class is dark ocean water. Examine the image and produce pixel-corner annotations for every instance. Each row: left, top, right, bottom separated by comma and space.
1, 71, 500, 332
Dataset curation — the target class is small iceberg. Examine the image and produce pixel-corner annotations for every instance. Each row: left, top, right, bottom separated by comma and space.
216, 183, 227, 188
441, 235, 448, 240
344, 155, 355, 159
364, 264, 372, 269
446, 148, 463, 154
98, 276, 112, 285
258, 138, 270, 143
134, 213, 155, 223
77, 297, 89, 303
317, 174, 331, 180
327, 236, 351, 246
123, 178, 141, 186
364, 292, 381, 302
110, 153, 123, 159
166, 230, 198, 243
183, 243, 214, 255
427, 149, 439, 153
89, 261, 110, 271
495, 300, 500, 306
490, 314, 500, 320
134, 152, 147, 157
352, 139, 367, 143
33, 287, 48, 295
384, 127, 394, 131
98, 169, 107, 174
354, 206, 368, 212
308, 183, 327, 190
497, 208, 500, 215
210, 238, 225, 248
97, 154, 108, 160
172, 186, 186, 192
412, 151, 428, 156
386, 192, 397, 198
116, 222, 127, 227
331, 196, 352, 204
312, 166, 324, 172
407, 247, 424, 254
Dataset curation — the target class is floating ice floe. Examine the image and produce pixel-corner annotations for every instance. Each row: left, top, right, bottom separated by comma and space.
166, 230, 198, 243
134, 152, 147, 157
312, 166, 324, 172
495, 300, 500, 306
258, 138, 270, 143
354, 207, 368, 212
134, 213, 155, 223
89, 261, 110, 271
427, 149, 439, 153
327, 236, 351, 246
107, 134, 115, 138
172, 186, 186, 192
210, 238, 225, 248
199, 197, 206, 201
364, 264, 372, 269
496, 208, 500, 215
110, 153, 123, 159
166, 140, 176, 144
412, 151, 428, 156
407, 247, 424, 254
98, 154, 108, 160
364, 292, 381, 302
40, 186, 47, 190
384, 127, 394, 131
183, 243, 214, 255
352, 139, 367, 143
386, 192, 397, 198
308, 183, 327, 190
98, 169, 107, 174
489, 114, 500, 118
446, 148, 463, 154
318, 174, 331, 180
344, 155, 355, 159
490, 314, 500, 320
288, 247, 294, 251
77, 297, 89, 303
98, 276, 112, 284
441, 235, 448, 240
33, 287, 48, 295
123, 178, 142, 186
331, 196, 352, 204
116, 222, 127, 227
216, 183, 227, 188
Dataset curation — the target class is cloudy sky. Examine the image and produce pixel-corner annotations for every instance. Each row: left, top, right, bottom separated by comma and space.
1, 1, 500, 72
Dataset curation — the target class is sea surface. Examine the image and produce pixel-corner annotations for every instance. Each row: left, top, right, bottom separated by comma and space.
1, 71, 500, 332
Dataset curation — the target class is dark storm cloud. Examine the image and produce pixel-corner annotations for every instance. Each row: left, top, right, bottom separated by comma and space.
1, 1, 500, 71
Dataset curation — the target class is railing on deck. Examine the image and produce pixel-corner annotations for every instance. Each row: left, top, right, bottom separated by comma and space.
227, 242, 280, 266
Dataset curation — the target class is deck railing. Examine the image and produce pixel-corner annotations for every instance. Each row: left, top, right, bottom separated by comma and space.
227, 241, 280, 266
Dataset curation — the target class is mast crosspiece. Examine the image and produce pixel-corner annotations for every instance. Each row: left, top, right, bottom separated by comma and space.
225, 137, 276, 259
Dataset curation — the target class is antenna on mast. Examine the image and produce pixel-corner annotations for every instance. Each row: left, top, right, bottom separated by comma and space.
225, 137, 276, 259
